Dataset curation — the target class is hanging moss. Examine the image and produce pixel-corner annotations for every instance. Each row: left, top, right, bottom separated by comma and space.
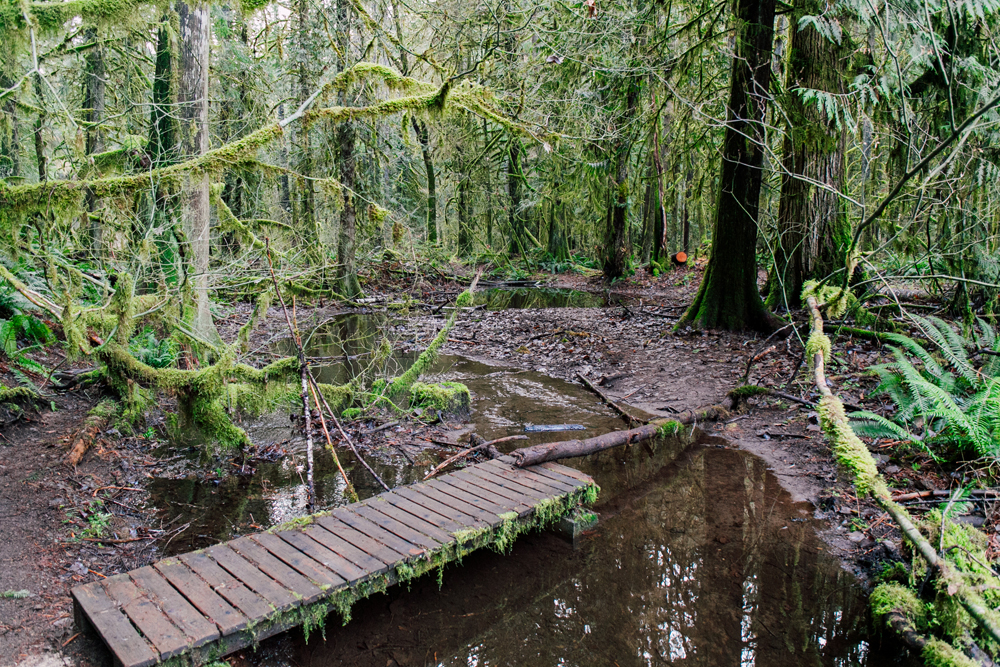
871, 583, 927, 630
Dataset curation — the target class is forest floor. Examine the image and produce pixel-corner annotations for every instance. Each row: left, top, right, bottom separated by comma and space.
0, 261, 962, 666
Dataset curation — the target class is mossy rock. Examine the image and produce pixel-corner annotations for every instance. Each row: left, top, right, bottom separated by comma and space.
409, 382, 470, 417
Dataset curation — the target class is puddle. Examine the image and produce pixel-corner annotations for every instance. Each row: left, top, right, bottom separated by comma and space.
147, 329, 624, 553
235, 437, 913, 667
141, 306, 912, 666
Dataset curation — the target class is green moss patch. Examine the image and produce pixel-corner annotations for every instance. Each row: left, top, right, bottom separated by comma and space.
409, 381, 470, 417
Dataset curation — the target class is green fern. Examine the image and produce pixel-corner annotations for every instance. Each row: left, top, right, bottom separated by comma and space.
850, 315, 1000, 459
128, 329, 177, 369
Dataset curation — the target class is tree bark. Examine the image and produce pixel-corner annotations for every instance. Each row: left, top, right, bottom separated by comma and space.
767, 1, 850, 310
507, 139, 525, 254
82, 30, 106, 254
177, 0, 219, 344
602, 83, 638, 279
679, 0, 778, 332
412, 118, 437, 244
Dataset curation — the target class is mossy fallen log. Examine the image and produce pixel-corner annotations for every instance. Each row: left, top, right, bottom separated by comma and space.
805, 294, 1000, 662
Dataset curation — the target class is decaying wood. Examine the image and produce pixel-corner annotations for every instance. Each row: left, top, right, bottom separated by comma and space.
577, 373, 646, 426
66, 407, 113, 468
423, 434, 525, 480
510, 395, 736, 467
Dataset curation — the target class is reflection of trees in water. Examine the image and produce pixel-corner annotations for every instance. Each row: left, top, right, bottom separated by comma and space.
439, 448, 873, 666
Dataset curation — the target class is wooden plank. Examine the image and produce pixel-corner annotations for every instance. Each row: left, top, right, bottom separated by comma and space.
203, 545, 297, 612
314, 515, 409, 564
448, 470, 535, 511
472, 466, 569, 504
72, 583, 158, 667
103, 574, 189, 660
396, 484, 495, 526
361, 499, 455, 543
229, 537, 324, 603
537, 462, 596, 485
349, 503, 444, 549
386, 489, 487, 533
329, 508, 427, 558
129, 566, 219, 648
275, 530, 367, 583
180, 551, 277, 620
464, 466, 555, 502
302, 523, 390, 574
155, 559, 249, 634
428, 477, 518, 516
481, 460, 579, 494
527, 465, 591, 490
380, 491, 466, 532
252, 533, 346, 589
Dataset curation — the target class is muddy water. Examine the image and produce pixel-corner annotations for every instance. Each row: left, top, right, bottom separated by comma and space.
146, 305, 909, 666
146, 343, 624, 553
235, 437, 909, 667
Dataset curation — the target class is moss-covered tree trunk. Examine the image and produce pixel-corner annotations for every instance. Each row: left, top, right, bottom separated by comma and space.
458, 164, 471, 255
679, 0, 778, 332
411, 118, 437, 244
177, 0, 220, 344
767, 1, 850, 310
0, 73, 19, 180
602, 83, 638, 280
336, 119, 361, 298
32, 74, 46, 182
507, 139, 526, 255
82, 31, 106, 254
334, 0, 360, 298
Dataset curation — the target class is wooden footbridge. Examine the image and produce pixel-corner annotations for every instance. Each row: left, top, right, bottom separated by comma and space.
72, 457, 598, 667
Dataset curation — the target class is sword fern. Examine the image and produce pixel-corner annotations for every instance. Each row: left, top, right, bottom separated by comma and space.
850, 316, 1000, 459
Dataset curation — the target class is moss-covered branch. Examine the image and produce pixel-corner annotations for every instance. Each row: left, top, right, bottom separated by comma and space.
805, 294, 1000, 661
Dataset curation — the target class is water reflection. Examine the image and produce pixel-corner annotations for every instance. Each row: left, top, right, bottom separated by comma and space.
235, 443, 911, 667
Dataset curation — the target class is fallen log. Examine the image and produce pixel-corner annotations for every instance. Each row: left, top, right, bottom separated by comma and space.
805, 294, 1000, 652
66, 400, 117, 468
510, 395, 736, 467
577, 373, 646, 426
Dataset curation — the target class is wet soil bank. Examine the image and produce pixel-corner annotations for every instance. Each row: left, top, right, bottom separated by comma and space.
0, 267, 906, 665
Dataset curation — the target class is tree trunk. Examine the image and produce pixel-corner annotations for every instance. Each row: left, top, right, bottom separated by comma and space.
32, 74, 46, 182
412, 118, 437, 244
149, 21, 175, 167
177, 0, 219, 344
602, 83, 638, 279
679, 0, 778, 332
82, 31, 106, 254
337, 120, 361, 298
0, 74, 20, 179
507, 139, 526, 255
767, 0, 850, 310
458, 167, 471, 255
